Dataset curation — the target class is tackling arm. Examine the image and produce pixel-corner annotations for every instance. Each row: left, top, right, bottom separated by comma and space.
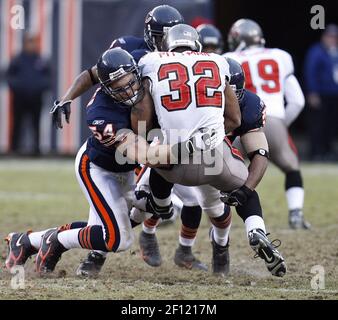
240, 128, 269, 190
115, 131, 174, 167
51, 65, 99, 129
61, 65, 98, 102
223, 81, 241, 133
221, 128, 268, 207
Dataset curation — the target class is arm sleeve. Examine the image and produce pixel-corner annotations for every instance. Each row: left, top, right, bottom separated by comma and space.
109, 37, 127, 50
284, 74, 305, 126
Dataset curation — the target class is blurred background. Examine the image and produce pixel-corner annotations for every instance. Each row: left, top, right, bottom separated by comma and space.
0, 0, 337, 161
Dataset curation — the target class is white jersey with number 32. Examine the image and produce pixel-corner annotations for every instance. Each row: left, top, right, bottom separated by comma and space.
224, 47, 294, 119
139, 51, 230, 144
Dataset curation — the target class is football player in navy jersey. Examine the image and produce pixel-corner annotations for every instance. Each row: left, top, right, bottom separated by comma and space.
5, 48, 204, 275
50, 5, 184, 129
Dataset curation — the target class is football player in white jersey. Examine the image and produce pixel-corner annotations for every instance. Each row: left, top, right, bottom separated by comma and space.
224, 19, 310, 229
131, 23, 251, 276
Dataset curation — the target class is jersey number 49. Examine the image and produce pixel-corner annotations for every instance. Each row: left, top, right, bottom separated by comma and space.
242, 59, 281, 94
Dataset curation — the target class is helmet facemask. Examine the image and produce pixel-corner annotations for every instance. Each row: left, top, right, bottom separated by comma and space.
229, 84, 244, 101
99, 66, 144, 107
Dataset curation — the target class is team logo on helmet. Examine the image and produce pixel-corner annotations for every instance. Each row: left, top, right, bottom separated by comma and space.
109, 68, 127, 81
145, 14, 152, 24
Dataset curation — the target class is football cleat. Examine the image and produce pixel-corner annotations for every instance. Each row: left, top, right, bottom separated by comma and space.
210, 229, 230, 276
4, 231, 37, 270
174, 244, 208, 271
248, 228, 286, 277
139, 231, 162, 267
76, 251, 106, 277
35, 228, 67, 274
289, 209, 311, 230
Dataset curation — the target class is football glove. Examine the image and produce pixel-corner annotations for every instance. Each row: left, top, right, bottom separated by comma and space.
50, 100, 72, 129
220, 185, 253, 207
186, 128, 218, 154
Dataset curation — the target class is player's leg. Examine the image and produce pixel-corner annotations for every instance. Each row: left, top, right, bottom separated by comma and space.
193, 185, 231, 276
139, 168, 176, 267
76, 169, 137, 277
77, 166, 144, 276
235, 191, 286, 277
35, 144, 135, 274
264, 116, 310, 229
4, 221, 87, 270
172, 185, 207, 271
131, 167, 162, 267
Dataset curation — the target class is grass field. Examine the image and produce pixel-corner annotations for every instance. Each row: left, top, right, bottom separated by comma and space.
0, 159, 337, 300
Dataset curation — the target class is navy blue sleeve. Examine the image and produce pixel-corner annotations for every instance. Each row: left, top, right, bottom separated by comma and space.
109, 36, 146, 53
233, 91, 266, 137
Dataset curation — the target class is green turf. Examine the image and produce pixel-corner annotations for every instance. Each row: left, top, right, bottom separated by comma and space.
0, 159, 337, 300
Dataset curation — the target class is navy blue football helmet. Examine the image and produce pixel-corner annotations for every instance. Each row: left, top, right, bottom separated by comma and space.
96, 48, 143, 107
196, 24, 224, 54
225, 57, 245, 101
144, 5, 184, 51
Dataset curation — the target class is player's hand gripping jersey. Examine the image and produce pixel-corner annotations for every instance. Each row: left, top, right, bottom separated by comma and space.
139, 51, 231, 146
225, 48, 294, 120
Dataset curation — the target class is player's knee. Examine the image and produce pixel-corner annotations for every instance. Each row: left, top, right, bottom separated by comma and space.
209, 205, 232, 228
112, 227, 134, 252
203, 202, 225, 218
230, 162, 249, 187
276, 151, 299, 172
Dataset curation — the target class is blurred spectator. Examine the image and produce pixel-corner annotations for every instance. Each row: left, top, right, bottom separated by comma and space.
304, 24, 338, 161
6, 32, 50, 155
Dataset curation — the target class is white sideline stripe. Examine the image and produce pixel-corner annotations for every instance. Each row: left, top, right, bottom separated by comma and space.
0, 160, 74, 171
267, 164, 338, 176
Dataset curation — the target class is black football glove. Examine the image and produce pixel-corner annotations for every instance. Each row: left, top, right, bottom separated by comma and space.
50, 100, 72, 129
220, 185, 254, 207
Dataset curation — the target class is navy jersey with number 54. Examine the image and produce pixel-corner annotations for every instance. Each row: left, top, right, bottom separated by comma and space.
86, 89, 138, 172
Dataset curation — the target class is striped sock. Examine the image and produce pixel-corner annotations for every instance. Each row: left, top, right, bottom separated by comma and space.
210, 208, 232, 247
142, 216, 160, 234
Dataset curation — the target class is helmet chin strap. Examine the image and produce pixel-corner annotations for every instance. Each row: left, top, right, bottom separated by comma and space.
234, 41, 247, 52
